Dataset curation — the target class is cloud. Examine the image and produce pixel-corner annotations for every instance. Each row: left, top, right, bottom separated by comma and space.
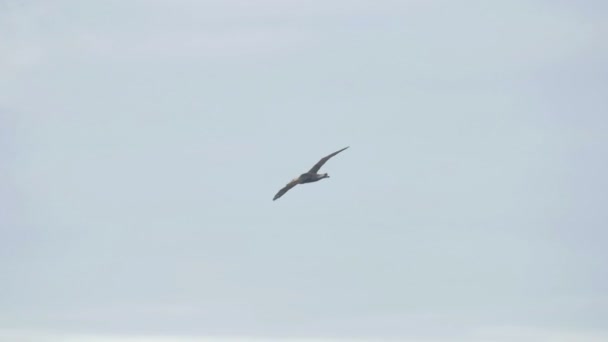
2, 0, 605, 79
470, 326, 608, 342
2, 328, 608, 342
1, 2, 607, 342
0, 330, 383, 342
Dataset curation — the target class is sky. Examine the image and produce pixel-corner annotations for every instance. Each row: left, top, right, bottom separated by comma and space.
1, 0, 607, 341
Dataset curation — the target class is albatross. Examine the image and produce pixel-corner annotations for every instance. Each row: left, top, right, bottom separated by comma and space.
273, 146, 349, 201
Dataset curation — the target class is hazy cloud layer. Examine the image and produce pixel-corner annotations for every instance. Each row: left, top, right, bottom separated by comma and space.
1, 0, 607, 341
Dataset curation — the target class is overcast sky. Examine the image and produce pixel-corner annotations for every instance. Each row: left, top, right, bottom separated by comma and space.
1, 1, 607, 341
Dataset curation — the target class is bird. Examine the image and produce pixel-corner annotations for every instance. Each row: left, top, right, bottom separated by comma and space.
273, 146, 349, 201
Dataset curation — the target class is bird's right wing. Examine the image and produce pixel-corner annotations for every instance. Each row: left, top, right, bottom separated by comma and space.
308, 146, 349, 174
273, 179, 299, 201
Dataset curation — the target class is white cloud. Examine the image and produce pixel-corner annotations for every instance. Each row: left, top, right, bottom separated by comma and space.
2, 0, 605, 77
0, 330, 383, 342
1, 1, 607, 341
2, 328, 608, 342
471, 326, 608, 342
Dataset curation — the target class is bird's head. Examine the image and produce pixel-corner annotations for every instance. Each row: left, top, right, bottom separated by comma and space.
323, 173, 329, 178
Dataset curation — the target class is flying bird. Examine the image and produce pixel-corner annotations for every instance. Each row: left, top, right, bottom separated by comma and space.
273, 146, 349, 201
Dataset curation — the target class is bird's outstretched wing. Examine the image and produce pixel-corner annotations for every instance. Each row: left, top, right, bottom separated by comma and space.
308, 146, 349, 174
273, 179, 300, 201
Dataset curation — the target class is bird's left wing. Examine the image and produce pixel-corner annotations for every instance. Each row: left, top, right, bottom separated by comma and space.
273, 179, 299, 201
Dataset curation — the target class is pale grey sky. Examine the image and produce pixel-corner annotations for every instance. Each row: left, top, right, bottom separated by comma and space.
1, 1, 607, 341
